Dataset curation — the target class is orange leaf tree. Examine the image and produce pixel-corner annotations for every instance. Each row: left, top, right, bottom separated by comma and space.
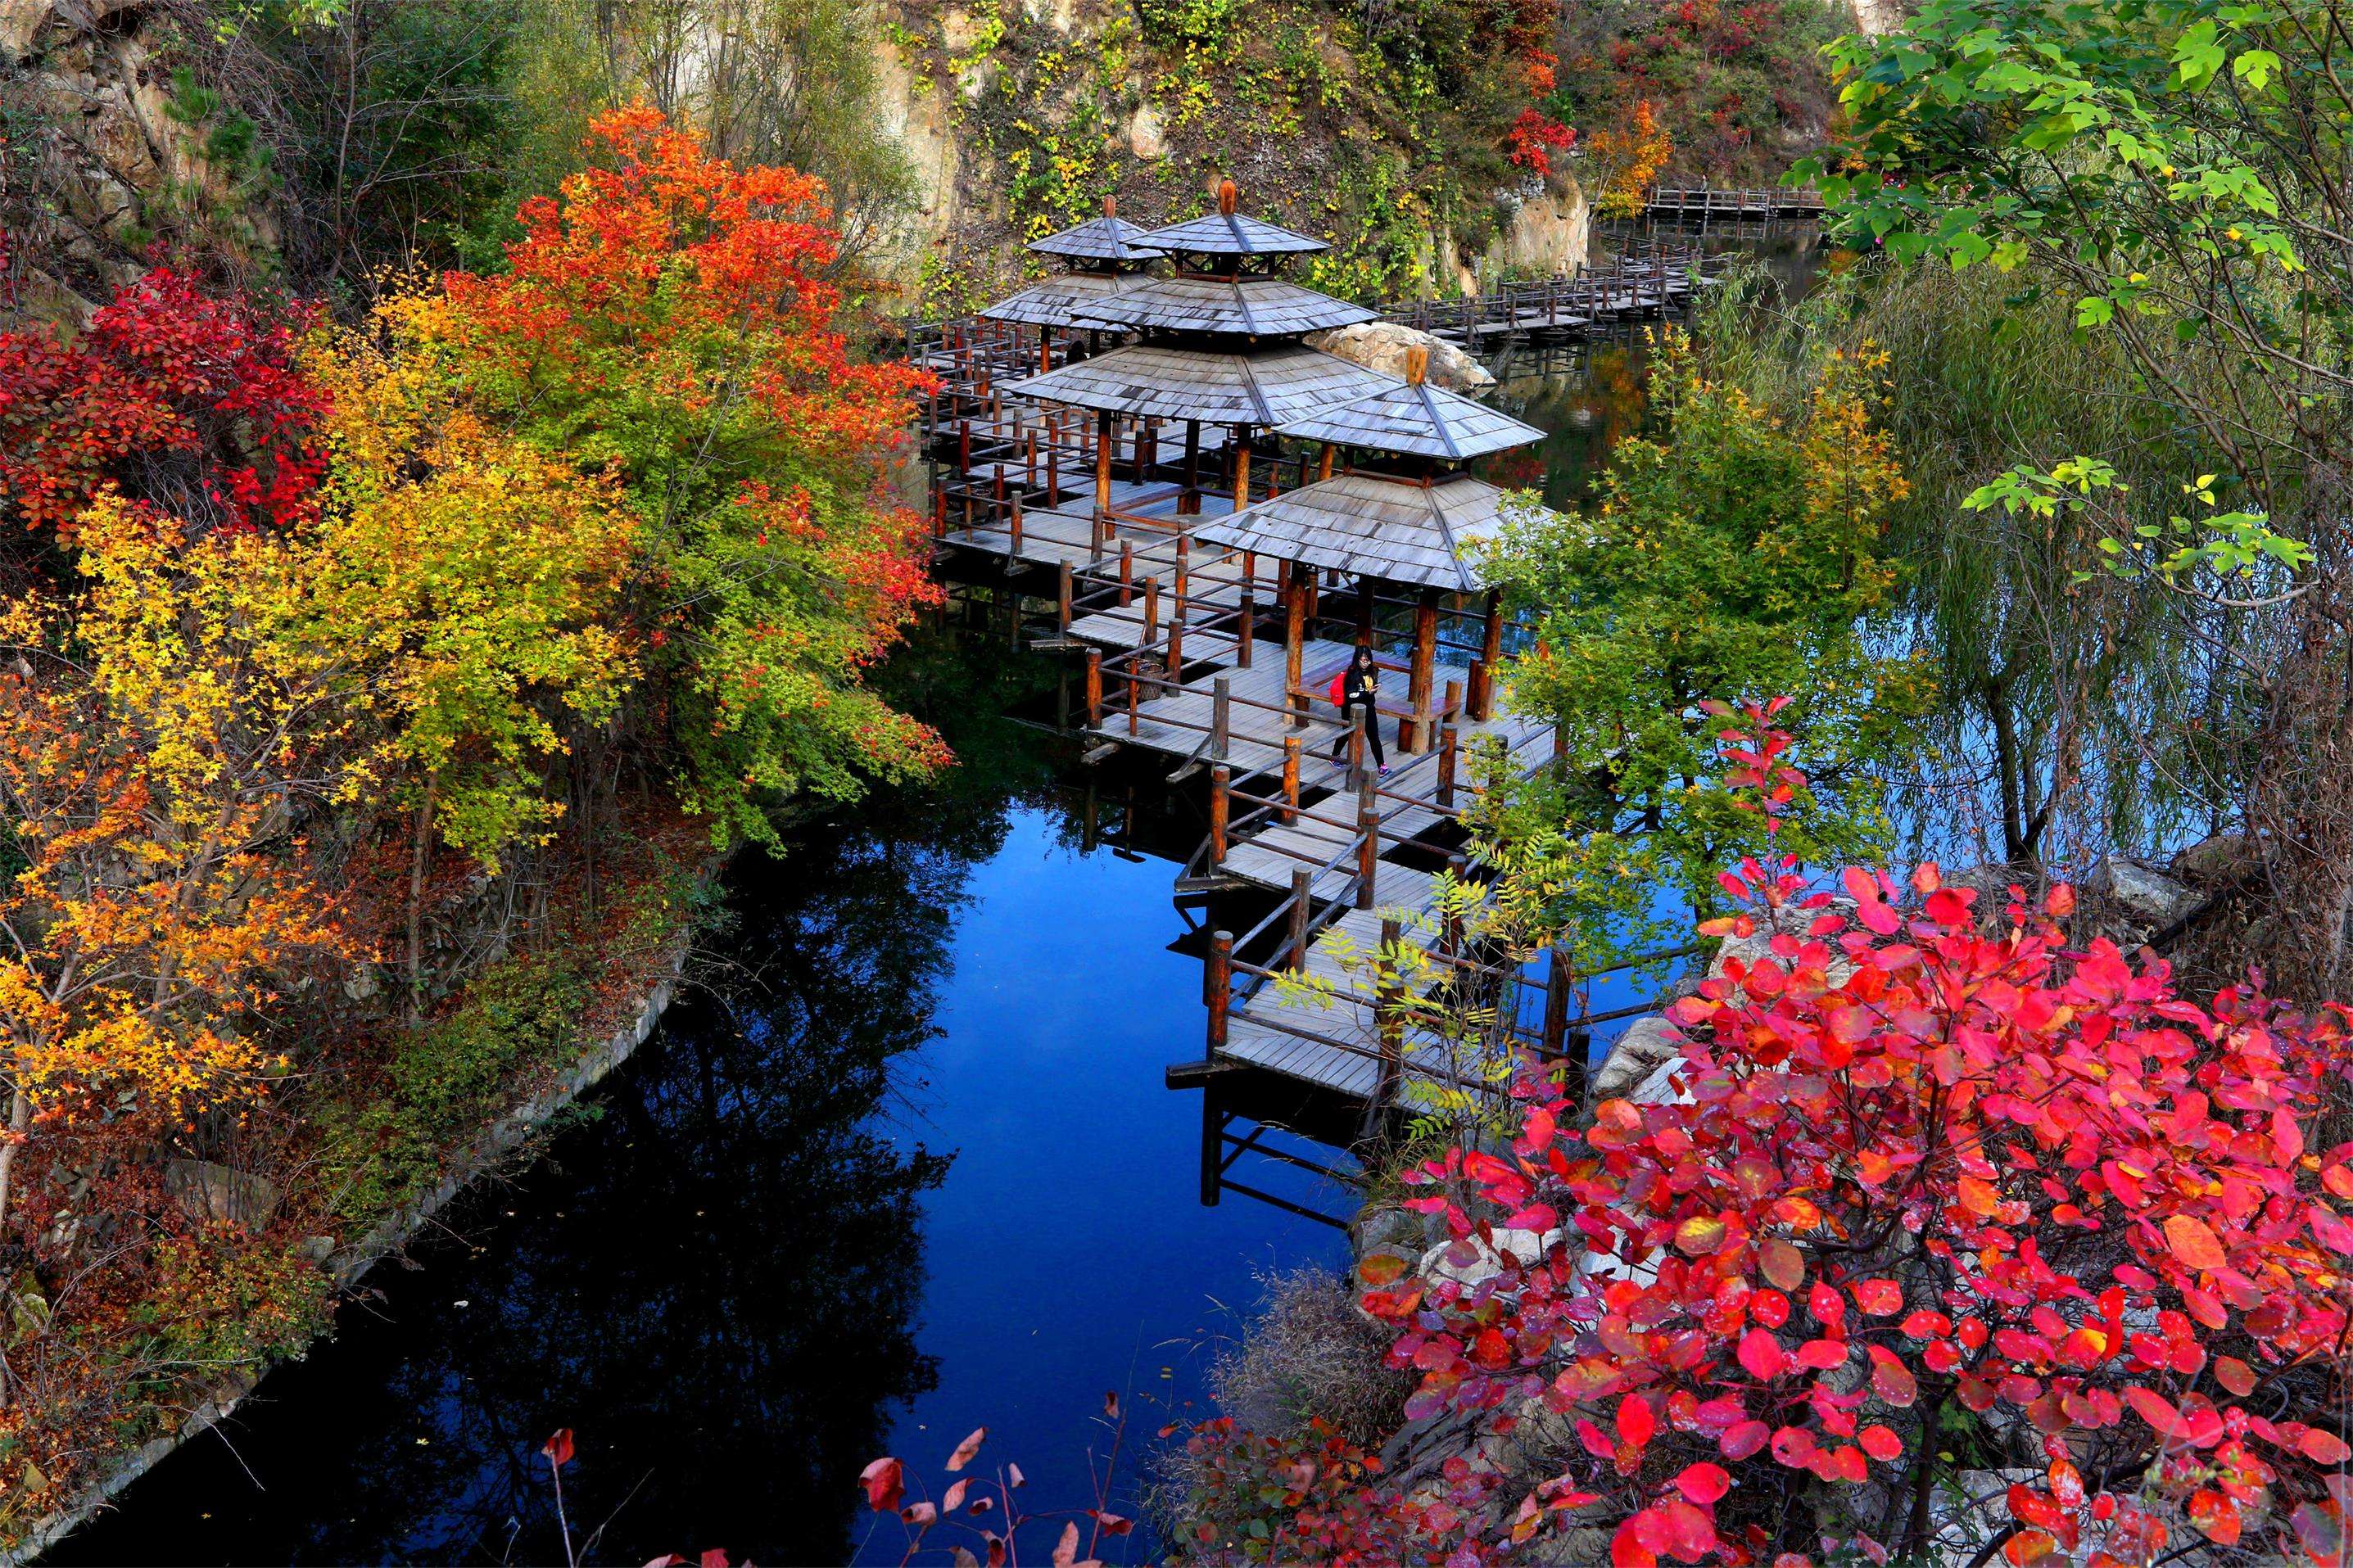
410, 106, 948, 847
0, 495, 356, 1236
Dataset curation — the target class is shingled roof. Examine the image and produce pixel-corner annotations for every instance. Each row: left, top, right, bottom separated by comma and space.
1070, 273, 1375, 338
1275, 376, 1544, 461
1006, 341, 1400, 426
1143, 180, 1326, 259
979, 269, 1145, 329
1028, 197, 1165, 265
1190, 472, 1541, 591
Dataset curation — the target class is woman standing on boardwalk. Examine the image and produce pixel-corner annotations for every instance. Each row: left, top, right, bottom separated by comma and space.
1331, 643, 1388, 774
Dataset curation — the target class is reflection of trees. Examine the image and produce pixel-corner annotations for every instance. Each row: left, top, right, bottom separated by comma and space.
52, 770, 1038, 1568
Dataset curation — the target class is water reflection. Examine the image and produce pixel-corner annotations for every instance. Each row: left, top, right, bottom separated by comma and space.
54, 820, 984, 1566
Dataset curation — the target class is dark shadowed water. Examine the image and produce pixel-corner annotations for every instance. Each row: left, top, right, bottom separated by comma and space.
50, 226, 1821, 1568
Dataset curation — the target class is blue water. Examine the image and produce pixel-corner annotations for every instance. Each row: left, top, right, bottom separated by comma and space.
50, 716, 1351, 1567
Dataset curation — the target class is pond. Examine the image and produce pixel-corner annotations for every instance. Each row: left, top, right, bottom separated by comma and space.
49, 226, 1822, 1568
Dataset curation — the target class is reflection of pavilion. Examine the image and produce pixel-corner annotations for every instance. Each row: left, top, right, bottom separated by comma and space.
926, 185, 1600, 1130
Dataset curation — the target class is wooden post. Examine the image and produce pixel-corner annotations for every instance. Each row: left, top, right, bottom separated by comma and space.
1009, 492, 1025, 558
1318, 442, 1336, 481
1025, 427, 1038, 487
1048, 418, 1061, 509
1348, 702, 1366, 784
1288, 868, 1313, 973
1210, 765, 1230, 864
1477, 590, 1504, 721
1094, 408, 1114, 516
1444, 676, 1462, 725
1057, 560, 1073, 635
1206, 928, 1233, 1054
1143, 575, 1161, 649
1284, 570, 1309, 728
1407, 588, 1439, 752
1282, 736, 1301, 823
1231, 428, 1252, 512
1356, 776, 1379, 912
1371, 915, 1405, 1119
1085, 648, 1102, 726
1184, 418, 1201, 496
931, 485, 947, 538
1211, 676, 1230, 760
1119, 539, 1134, 607
1127, 667, 1139, 734
958, 418, 971, 477
1236, 587, 1256, 667
1438, 722, 1457, 808
1541, 941, 1573, 1064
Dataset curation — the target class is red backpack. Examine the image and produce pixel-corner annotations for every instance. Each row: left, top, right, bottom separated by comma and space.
1328, 671, 1347, 707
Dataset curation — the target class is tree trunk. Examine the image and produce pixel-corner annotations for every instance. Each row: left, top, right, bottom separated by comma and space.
407, 780, 434, 1028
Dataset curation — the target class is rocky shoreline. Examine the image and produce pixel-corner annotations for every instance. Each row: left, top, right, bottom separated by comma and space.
4, 896, 708, 1565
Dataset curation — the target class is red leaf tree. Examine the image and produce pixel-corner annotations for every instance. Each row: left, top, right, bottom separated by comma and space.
0, 266, 328, 538
1205, 707, 2353, 1566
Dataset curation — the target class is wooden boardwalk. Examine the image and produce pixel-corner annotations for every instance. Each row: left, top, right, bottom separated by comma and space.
912, 298, 1609, 1113
1645, 184, 1826, 221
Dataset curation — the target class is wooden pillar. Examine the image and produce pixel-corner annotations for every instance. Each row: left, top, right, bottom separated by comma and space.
1541, 942, 1573, 1064
1094, 408, 1114, 516
1057, 560, 1073, 635
1184, 418, 1201, 495
1282, 736, 1301, 823
1406, 587, 1439, 752
1143, 575, 1161, 649
1231, 428, 1252, 512
1371, 915, 1404, 1115
1235, 586, 1256, 667
1085, 648, 1102, 727
1209, 765, 1230, 864
1288, 869, 1313, 973
1211, 676, 1231, 760
1355, 775, 1379, 912
1206, 928, 1233, 1053
1008, 492, 1025, 558
1284, 568, 1310, 730
1119, 539, 1134, 608
1169, 540, 1189, 671
1048, 414, 1061, 509
1318, 442, 1336, 481
1437, 722, 1457, 808
1476, 590, 1504, 721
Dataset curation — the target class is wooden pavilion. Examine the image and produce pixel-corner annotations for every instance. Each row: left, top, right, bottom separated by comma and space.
1004, 181, 1399, 521
1194, 346, 1551, 757
979, 197, 1165, 373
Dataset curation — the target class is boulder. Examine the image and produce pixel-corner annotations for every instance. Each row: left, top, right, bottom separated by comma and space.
1305, 321, 1496, 393
2087, 854, 2200, 942
164, 1159, 279, 1230
0, 0, 50, 61
2171, 830, 2259, 888
1127, 100, 1165, 160
1589, 1012, 1681, 1102
1417, 1227, 1556, 1290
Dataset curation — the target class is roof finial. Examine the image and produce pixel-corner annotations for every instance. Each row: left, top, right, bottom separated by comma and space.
1104, 193, 1117, 219
1405, 346, 1429, 386
1217, 178, 1238, 217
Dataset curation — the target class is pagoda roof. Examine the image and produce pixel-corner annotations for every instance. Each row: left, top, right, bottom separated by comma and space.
1140, 210, 1328, 258
979, 269, 1146, 329
1191, 472, 1547, 591
1275, 377, 1543, 461
1071, 273, 1375, 338
1028, 204, 1165, 264
1006, 341, 1400, 427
